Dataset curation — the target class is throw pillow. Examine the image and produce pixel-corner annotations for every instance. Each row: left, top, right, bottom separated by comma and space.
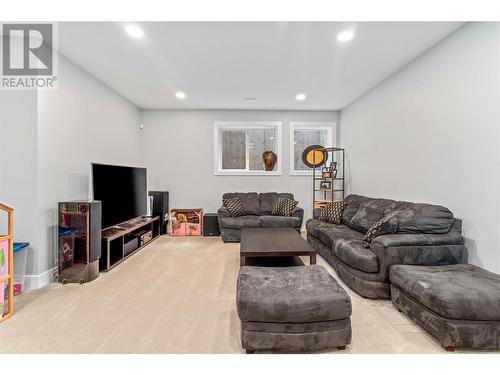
319, 201, 346, 224
271, 198, 298, 216
362, 213, 397, 243
223, 198, 247, 217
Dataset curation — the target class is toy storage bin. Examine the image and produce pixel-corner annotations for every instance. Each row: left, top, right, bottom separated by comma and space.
186, 223, 201, 236
13, 243, 29, 295
170, 222, 187, 236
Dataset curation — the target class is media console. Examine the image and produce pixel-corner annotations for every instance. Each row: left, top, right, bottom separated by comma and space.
100, 216, 160, 271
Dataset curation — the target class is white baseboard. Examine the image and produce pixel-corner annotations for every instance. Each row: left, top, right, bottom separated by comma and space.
19, 267, 57, 290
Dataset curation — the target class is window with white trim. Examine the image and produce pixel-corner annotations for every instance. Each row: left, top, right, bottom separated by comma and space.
214, 121, 282, 175
290, 122, 335, 175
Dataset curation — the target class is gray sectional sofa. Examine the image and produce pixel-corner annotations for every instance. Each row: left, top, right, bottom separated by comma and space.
217, 192, 304, 243
306, 194, 467, 299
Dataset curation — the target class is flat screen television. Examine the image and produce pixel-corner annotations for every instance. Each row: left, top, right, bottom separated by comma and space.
92, 163, 147, 229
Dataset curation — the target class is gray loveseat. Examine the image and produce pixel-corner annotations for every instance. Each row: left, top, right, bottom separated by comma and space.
306, 194, 467, 299
217, 192, 304, 243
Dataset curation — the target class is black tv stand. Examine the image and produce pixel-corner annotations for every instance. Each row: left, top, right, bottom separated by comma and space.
100, 216, 160, 271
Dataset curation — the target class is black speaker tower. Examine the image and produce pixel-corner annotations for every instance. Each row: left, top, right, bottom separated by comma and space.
148, 191, 169, 235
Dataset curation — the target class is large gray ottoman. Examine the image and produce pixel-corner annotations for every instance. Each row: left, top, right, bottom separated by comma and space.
390, 264, 500, 351
237, 265, 352, 353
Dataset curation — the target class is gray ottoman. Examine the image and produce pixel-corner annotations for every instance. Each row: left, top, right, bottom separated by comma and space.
390, 264, 500, 351
237, 265, 352, 353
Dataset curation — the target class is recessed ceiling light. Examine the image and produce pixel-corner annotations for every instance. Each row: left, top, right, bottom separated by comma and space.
175, 91, 186, 100
295, 93, 307, 101
337, 30, 354, 43
125, 25, 144, 39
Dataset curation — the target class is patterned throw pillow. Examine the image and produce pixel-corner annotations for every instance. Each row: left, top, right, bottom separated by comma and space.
363, 213, 397, 244
319, 201, 346, 224
271, 198, 298, 216
223, 198, 247, 217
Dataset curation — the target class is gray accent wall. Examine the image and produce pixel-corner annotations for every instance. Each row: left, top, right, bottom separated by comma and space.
340, 22, 500, 273
140, 109, 339, 222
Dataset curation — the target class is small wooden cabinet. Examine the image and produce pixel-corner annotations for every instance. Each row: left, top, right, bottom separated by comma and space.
58, 201, 101, 284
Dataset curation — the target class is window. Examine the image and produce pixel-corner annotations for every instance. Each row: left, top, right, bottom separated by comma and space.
290, 122, 336, 175
214, 122, 282, 175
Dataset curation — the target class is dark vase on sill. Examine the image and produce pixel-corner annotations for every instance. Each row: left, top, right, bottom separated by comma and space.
262, 151, 277, 171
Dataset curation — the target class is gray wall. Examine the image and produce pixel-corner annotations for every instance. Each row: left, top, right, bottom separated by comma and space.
141, 109, 339, 221
340, 22, 500, 272
0, 91, 39, 280
34, 54, 142, 287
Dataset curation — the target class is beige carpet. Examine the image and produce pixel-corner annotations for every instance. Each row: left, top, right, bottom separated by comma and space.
0, 235, 486, 353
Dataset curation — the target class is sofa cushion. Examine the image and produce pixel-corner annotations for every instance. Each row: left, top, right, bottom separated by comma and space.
319, 201, 346, 224
222, 193, 260, 215
342, 195, 371, 226
390, 264, 500, 321
219, 215, 261, 230
315, 224, 361, 248
349, 199, 396, 233
223, 197, 247, 217
316, 225, 379, 273
259, 192, 294, 215
261, 215, 301, 228
237, 265, 352, 323
306, 218, 336, 239
391, 204, 454, 234
271, 197, 298, 217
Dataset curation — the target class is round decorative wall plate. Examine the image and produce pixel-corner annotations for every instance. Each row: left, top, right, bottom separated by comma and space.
302, 145, 328, 168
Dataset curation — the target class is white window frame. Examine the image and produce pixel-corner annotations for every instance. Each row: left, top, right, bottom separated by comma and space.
214, 121, 282, 176
289, 122, 336, 175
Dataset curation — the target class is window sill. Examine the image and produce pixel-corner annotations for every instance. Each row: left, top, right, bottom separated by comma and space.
214, 170, 282, 176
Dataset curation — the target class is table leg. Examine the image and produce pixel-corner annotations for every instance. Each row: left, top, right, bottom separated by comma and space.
240, 256, 246, 267
310, 254, 316, 265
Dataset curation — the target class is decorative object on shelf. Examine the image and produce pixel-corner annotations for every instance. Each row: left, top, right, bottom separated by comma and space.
302, 145, 328, 168
311, 147, 345, 212
169, 209, 203, 236
0, 202, 14, 323
262, 150, 277, 171
319, 180, 331, 190
58, 201, 102, 284
321, 167, 331, 178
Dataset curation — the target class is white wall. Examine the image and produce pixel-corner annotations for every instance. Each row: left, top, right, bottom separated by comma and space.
141, 110, 339, 221
340, 22, 500, 272
34, 54, 142, 287
0, 91, 39, 278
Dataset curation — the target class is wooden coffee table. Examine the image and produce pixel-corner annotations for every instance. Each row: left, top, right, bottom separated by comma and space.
240, 228, 317, 267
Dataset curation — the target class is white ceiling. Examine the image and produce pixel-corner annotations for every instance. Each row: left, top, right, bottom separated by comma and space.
57, 22, 464, 110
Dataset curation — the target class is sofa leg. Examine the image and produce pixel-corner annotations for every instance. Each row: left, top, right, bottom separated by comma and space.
444, 346, 455, 352
337, 345, 347, 350
246, 349, 256, 354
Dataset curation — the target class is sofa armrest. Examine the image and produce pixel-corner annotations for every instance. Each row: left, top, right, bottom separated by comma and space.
217, 206, 231, 219
372, 231, 464, 248
292, 206, 304, 227
370, 232, 467, 282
